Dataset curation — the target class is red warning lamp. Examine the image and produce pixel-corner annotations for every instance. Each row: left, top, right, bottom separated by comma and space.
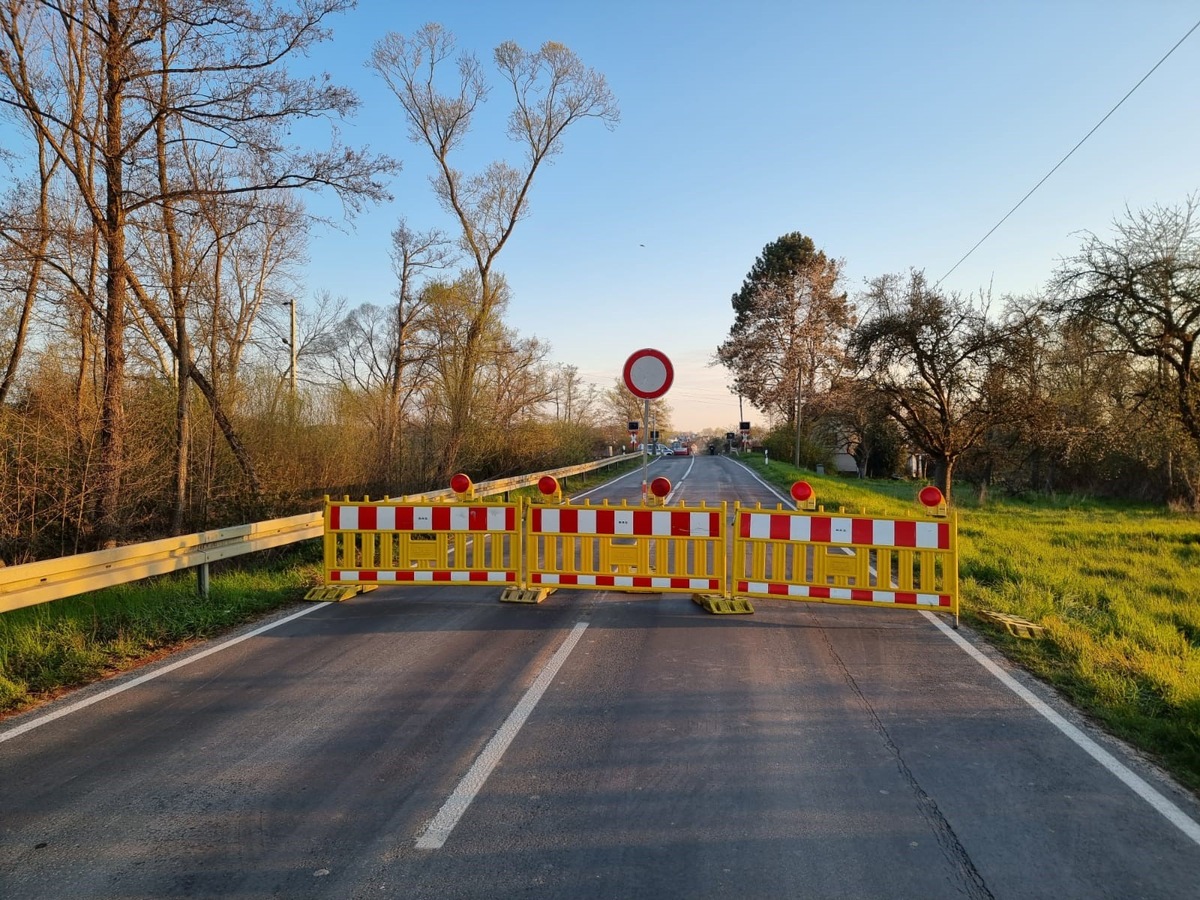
650, 476, 671, 498
450, 472, 474, 499
790, 480, 816, 511
536, 474, 562, 503
918, 485, 948, 516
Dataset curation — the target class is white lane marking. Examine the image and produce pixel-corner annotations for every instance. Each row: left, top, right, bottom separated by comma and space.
923, 611, 1200, 847
726, 457, 796, 509
415, 621, 589, 850
663, 455, 696, 504
0, 603, 333, 744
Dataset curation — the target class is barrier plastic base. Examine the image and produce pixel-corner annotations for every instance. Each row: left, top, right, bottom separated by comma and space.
500, 587, 556, 604
692, 594, 754, 615
304, 585, 376, 602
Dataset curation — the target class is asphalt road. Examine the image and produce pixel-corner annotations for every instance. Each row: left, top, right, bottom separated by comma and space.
3, 455, 1200, 898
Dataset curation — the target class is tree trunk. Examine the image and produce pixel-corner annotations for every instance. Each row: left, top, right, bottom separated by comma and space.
94, 14, 127, 550
931, 455, 954, 505
157, 49, 190, 535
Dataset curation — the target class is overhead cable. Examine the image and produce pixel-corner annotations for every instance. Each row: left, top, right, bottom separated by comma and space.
935, 16, 1200, 288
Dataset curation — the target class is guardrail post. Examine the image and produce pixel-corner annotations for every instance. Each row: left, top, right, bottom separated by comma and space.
197, 562, 210, 597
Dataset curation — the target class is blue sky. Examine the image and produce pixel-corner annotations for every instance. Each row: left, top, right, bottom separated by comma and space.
301, 1, 1200, 431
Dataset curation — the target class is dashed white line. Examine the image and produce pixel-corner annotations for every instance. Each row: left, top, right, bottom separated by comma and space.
923, 611, 1200, 847
663, 455, 696, 504
414, 620, 590, 850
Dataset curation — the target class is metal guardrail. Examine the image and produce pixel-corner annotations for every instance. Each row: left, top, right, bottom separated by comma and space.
0, 455, 635, 615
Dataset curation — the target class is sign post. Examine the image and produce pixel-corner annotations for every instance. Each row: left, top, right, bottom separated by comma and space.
622, 349, 674, 503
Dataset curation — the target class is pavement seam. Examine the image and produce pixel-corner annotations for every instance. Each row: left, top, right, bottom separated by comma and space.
811, 610, 996, 900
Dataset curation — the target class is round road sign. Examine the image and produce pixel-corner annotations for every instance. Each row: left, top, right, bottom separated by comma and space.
622, 348, 674, 400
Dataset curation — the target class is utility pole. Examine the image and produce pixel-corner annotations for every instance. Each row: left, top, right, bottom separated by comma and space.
794, 366, 803, 468
288, 297, 297, 397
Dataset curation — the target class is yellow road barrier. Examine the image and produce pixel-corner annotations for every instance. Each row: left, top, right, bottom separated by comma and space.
315, 496, 523, 596
732, 501, 958, 623
525, 501, 728, 595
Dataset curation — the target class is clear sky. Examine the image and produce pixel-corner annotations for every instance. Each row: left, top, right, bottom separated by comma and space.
299, 0, 1200, 432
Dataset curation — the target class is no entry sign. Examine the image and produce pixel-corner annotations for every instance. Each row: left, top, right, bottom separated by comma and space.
622, 348, 674, 399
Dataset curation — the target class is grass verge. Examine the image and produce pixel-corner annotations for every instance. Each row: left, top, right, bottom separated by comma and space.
737, 452, 1200, 794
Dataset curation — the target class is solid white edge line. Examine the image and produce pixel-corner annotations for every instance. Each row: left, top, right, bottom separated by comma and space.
726, 456, 796, 510
922, 611, 1200, 847
415, 620, 589, 850
0, 603, 333, 744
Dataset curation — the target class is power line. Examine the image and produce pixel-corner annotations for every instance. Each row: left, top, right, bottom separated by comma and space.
935, 17, 1200, 288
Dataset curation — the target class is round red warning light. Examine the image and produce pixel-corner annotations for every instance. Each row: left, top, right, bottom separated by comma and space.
919, 486, 945, 507
650, 476, 672, 498
790, 481, 814, 502
450, 472, 472, 494
538, 475, 560, 495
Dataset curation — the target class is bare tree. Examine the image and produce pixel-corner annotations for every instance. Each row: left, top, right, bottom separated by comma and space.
385, 220, 453, 486
1053, 197, 1200, 507
0, 0, 395, 545
851, 271, 1030, 503
0, 138, 60, 404
370, 22, 618, 479
549, 364, 598, 426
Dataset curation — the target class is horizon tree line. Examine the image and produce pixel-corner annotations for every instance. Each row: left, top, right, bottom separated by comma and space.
717, 201, 1200, 509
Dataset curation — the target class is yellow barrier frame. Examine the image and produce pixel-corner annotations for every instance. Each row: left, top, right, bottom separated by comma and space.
525, 500, 728, 595
321, 496, 523, 592
732, 502, 959, 623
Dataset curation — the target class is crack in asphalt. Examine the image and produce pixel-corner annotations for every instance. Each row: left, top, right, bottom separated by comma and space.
812, 613, 996, 900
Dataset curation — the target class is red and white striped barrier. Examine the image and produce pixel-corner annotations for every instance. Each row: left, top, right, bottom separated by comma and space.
329, 504, 516, 533
733, 502, 958, 618
525, 502, 727, 595
323, 499, 521, 589
733, 581, 952, 607
738, 511, 950, 549
530, 507, 720, 537
329, 569, 515, 583
532, 573, 720, 590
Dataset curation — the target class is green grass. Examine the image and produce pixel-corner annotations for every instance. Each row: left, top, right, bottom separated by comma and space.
740, 453, 1200, 793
